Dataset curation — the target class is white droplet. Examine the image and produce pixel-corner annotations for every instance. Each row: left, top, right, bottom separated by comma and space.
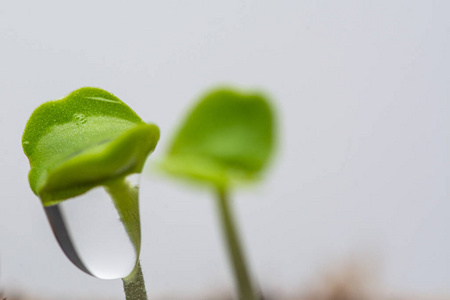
45, 175, 141, 279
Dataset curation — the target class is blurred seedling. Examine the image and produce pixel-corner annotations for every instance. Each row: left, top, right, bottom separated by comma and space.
159, 88, 276, 300
22, 87, 159, 300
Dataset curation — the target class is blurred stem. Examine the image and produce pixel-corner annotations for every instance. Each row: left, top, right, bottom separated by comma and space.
122, 261, 148, 300
216, 187, 258, 300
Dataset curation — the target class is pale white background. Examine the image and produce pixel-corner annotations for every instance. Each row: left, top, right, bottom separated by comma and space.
0, 1, 449, 299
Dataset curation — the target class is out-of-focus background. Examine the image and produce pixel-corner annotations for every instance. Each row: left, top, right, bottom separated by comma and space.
0, 1, 449, 299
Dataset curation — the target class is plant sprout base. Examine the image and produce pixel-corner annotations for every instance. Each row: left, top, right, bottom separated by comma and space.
123, 261, 148, 300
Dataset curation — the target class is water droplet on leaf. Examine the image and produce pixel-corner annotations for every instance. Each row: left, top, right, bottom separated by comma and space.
73, 113, 87, 125
45, 174, 141, 279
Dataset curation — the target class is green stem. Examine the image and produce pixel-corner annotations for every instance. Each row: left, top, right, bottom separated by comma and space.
216, 187, 258, 300
122, 261, 148, 300
105, 177, 148, 300
106, 178, 141, 253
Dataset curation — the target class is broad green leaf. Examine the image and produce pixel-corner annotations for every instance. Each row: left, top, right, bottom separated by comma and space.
23, 87, 160, 206
160, 88, 275, 188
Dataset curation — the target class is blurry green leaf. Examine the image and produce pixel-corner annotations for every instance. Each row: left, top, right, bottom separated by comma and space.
22, 87, 160, 206
160, 88, 275, 188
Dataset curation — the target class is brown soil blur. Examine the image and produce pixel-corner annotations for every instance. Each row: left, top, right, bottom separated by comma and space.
1, 262, 447, 300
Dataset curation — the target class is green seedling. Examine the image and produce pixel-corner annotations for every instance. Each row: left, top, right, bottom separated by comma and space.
160, 88, 275, 300
22, 87, 159, 300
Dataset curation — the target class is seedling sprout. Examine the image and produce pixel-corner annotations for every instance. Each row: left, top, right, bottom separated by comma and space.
159, 88, 275, 300
22, 87, 159, 300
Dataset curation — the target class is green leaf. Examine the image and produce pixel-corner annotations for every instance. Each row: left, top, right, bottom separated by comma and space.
160, 87, 275, 188
22, 87, 160, 206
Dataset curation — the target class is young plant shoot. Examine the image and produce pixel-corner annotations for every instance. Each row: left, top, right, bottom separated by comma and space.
160, 88, 275, 300
22, 87, 159, 300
